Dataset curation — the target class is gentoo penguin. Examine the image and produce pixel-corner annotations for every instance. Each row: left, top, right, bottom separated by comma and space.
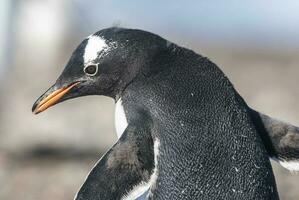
32, 27, 299, 200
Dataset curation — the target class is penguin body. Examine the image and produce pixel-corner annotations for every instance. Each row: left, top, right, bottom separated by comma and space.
32, 27, 299, 199
115, 49, 278, 199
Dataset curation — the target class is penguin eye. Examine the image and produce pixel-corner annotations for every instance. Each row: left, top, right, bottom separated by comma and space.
84, 64, 98, 76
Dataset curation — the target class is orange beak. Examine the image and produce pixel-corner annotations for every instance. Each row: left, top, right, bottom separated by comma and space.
32, 82, 80, 114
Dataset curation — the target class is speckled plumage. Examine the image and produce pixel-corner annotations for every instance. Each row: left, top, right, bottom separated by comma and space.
33, 27, 299, 200
73, 28, 278, 199
117, 49, 278, 199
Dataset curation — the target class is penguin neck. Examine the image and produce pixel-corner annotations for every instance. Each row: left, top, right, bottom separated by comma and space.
115, 98, 128, 138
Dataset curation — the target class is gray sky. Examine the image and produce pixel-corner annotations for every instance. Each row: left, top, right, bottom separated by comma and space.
1, 1, 299, 76
73, 0, 299, 48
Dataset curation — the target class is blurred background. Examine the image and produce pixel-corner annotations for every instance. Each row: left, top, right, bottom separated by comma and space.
0, 0, 299, 199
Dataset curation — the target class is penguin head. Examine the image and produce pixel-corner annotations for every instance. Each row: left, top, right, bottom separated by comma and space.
32, 27, 169, 114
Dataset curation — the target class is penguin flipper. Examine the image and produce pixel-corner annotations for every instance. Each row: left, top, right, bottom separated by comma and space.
75, 124, 154, 200
249, 109, 299, 171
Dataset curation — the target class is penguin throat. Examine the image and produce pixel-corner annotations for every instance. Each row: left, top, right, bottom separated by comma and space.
115, 98, 128, 138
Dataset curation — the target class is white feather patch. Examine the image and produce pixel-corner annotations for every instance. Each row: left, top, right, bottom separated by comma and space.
83, 35, 108, 64
115, 98, 128, 138
147, 139, 160, 196
279, 160, 299, 171
121, 181, 150, 200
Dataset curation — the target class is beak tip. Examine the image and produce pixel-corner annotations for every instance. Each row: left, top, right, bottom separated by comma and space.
32, 81, 80, 115
32, 101, 43, 115
33, 110, 40, 115
32, 103, 38, 114
32, 106, 42, 115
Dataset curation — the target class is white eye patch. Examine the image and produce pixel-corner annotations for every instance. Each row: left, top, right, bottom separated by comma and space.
83, 35, 108, 64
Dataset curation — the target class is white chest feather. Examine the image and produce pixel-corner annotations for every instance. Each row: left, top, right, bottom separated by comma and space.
279, 160, 299, 171
115, 99, 128, 138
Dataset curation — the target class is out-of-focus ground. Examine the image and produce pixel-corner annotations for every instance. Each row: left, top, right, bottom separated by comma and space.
0, 1, 299, 200
1, 47, 299, 200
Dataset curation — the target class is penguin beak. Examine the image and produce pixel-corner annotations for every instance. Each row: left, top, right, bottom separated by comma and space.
32, 82, 80, 114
